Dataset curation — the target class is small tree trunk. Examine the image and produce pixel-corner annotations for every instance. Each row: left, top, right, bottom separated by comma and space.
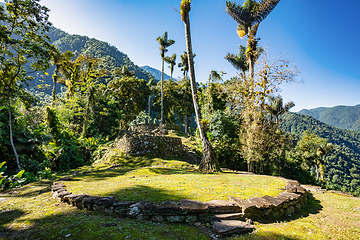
184, 112, 188, 134
160, 58, 165, 125
183, 11, 220, 173
148, 95, 151, 124
52, 71, 58, 107
315, 164, 319, 182
8, 93, 21, 171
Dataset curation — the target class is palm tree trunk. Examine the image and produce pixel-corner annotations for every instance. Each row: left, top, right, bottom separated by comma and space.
52, 69, 58, 107
183, 12, 220, 173
7, 92, 21, 171
160, 58, 165, 125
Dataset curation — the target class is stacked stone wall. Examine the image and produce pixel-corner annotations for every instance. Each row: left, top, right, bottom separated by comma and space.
51, 179, 308, 236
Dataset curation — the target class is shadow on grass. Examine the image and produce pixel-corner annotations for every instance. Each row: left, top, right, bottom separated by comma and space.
257, 193, 323, 224
0, 189, 209, 240
147, 167, 197, 175
3, 181, 52, 198
107, 184, 189, 203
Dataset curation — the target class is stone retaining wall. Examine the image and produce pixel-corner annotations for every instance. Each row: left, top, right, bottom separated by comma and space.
51, 179, 308, 225
115, 132, 183, 157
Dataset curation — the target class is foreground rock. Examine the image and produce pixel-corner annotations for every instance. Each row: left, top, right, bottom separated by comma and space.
212, 220, 255, 235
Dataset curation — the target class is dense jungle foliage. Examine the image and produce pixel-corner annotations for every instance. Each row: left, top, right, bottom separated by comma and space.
1, 0, 359, 197
281, 112, 360, 196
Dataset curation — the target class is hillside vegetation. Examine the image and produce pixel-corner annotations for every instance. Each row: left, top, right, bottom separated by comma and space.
281, 112, 360, 195
141, 65, 171, 81
27, 27, 154, 93
299, 105, 360, 132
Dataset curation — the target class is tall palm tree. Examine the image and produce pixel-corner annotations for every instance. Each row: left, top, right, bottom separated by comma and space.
156, 31, 175, 125
207, 70, 224, 114
164, 53, 177, 81
49, 45, 63, 107
226, 0, 280, 79
179, 51, 196, 80
146, 78, 156, 124
224, 45, 249, 77
181, 0, 220, 173
264, 95, 295, 125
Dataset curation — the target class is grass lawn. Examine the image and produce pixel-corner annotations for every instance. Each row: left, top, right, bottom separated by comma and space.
1, 155, 359, 239
65, 157, 285, 203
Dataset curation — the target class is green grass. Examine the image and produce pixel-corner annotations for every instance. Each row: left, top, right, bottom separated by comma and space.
230, 192, 360, 240
66, 154, 285, 203
1, 152, 359, 239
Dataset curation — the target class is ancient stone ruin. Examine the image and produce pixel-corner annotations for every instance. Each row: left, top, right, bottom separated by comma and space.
51, 178, 309, 237
115, 124, 183, 157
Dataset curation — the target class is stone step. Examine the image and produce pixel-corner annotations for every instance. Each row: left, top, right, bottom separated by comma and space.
212, 220, 255, 236
211, 212, 244, 221
205, 200, 241, 214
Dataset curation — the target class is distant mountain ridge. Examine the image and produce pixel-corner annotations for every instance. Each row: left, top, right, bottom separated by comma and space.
299, 104, 360, 132
141, 65, 171, 81
28, 26, 154, 92
281, 112, 360, 196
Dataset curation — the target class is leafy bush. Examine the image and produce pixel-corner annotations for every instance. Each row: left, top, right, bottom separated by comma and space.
0, 162, 26, 191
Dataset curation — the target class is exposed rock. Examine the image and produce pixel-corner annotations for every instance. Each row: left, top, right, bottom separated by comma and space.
248, 197, 274, 209
185, 215, 198, 223
82, 197, 100, 211
129, 207, 140, 217
51, 184, 66, 191
167, 215, 186, 223
180, 199, 208, 213
228, 197, 256, 214
262, 195, 284, 207
287, 180, 300, 186
205, 200, 241, 214
150, 201, 182, 215
113, 201, 134, 216
285, 184, 307, 194
276, 192, 301, 202
212, 220, 254, 236
151, 215, 164, 222
211, 213, 244, 221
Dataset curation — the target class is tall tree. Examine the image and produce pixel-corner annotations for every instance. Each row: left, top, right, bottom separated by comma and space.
297, 131, 333, 182
206, 70, 225, 115
107, 76, 149, 131
226, 0, 281, 172
164, 53, 177, 81
224, 45, 249, 77
49, 45, 62, 107
0, 0, 52, 170
156, 31, 175, 125
226, 0, 280, 78
264, 95, 295, 125
181, 0, 220, 172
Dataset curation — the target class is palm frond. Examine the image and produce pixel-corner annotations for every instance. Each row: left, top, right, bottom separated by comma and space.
252, 0, 281, 24
225, 1, 252, 26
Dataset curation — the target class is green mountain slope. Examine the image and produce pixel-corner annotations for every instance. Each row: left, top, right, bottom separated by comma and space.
53, 30, 153, 81
28, 27, 154, 92
299, 105, 360, 132
141, 65, 171, 81
281, 112, 360, 196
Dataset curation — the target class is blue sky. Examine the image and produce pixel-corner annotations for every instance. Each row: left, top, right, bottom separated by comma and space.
2, 0, 359, 111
